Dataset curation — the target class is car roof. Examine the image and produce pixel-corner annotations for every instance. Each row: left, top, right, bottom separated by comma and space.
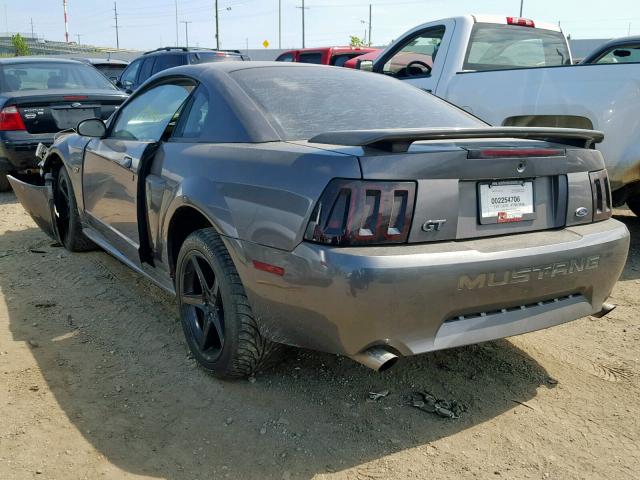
74, 57, 129, 65
143, 47, 244, 56
0, 57, 86, 65
592, 35, 640, 48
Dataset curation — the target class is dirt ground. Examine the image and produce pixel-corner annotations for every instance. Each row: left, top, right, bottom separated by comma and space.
0, 189, 638, 480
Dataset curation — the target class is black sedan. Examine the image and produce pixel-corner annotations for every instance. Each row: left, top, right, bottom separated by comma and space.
0, 57, 127, 191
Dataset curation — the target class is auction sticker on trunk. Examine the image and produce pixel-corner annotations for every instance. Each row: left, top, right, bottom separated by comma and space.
479, 180, 534, 224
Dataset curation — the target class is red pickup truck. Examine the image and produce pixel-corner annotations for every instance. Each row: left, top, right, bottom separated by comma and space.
275, 46, 378, 67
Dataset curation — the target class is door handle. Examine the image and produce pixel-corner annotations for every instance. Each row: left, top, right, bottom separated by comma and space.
120, 155, 133, 169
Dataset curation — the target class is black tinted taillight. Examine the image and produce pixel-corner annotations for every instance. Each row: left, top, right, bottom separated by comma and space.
589, 170, 612, 221
304, 179, 416, 246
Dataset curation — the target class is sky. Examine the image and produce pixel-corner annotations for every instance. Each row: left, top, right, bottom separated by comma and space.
4, 0, 640, 51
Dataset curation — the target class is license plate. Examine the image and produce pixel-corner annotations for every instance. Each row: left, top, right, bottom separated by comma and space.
51, 108, 96, 130
479, 181, 534, 224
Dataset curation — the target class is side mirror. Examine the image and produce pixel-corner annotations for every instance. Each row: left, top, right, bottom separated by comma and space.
77, 118, 107, 138
358, 60, 374, 71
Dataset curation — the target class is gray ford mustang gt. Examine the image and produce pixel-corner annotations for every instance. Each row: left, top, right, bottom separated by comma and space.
8, 62, 629, 378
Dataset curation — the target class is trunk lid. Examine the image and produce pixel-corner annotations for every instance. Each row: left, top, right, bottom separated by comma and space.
6, 90, 126, 134
306, 127, 606, 243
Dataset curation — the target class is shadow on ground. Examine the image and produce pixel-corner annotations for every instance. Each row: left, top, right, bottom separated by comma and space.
1, 202, 556, 479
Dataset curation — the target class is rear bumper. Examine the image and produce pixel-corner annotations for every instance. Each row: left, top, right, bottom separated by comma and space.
0, 131, 55, 172
226, 219, 629, 357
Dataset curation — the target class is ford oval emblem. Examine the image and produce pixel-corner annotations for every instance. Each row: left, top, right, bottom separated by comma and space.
71, 102, 82, 108
575, 207, 589, 218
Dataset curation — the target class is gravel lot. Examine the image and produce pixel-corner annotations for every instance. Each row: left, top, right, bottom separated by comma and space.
0, 189, 638, 480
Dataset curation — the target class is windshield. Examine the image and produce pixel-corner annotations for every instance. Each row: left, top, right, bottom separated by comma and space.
592, 45, 640, 64
231, 66, 484, 140
0, 62, 118, 92
464, 23, 570, 71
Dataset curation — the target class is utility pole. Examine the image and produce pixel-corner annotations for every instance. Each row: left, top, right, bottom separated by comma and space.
215, 0, 220, 49
30, 17, 34, 39
113, 1, 120, 49
368, 4, 372, 46
278, 0, 282, 49
296, 0, 309, 48
63, 0, 70, 42
174, 0, 179, 46
519, 0, 524, 17
181, 20, 192, 47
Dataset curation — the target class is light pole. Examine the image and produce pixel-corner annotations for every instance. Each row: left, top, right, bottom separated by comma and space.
296, 0, 309, 48
181, 20, 192, 47
214, 2, 232, 50
519, 0, 524, 17
174, 0, 179, 46
278, 0, 282, 49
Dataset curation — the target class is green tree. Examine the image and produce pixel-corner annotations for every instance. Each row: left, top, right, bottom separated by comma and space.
349, 35, 366, 47
11, 33, 30, 56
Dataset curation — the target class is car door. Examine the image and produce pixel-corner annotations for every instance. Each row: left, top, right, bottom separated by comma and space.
373, 21, 454, 93
82, 79, 195, 264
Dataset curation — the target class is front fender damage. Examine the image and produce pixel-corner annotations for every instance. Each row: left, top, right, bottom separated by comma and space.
7, 172, 59, 241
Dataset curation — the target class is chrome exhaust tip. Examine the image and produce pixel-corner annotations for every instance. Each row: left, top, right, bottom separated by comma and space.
350, 346, 399, 372
592, 302, 616, 318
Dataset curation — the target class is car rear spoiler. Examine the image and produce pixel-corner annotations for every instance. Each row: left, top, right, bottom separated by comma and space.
308, 127, 605, 153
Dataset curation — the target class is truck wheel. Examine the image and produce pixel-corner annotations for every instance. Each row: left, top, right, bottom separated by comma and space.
626, 196, 640, 217
176, 228, 281, 378
0, 173, 10, 192
54, 166, 95, 252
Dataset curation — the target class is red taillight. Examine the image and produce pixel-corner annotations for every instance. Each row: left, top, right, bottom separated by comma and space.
506, 17, 535, 27
304, 179, 416, 246
63, 95, 88, 101
0, 106, 26, 131
468, 148, 564, 158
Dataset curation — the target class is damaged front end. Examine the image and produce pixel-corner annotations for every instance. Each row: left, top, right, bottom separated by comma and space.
7, 143, 59, 241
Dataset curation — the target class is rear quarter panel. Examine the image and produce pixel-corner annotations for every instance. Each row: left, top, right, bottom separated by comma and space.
153, 141, 360, 261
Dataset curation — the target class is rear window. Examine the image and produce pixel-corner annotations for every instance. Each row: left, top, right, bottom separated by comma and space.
464, 23, 570, 71
94, 64, 126, 80
231, 66, 483, 140
0, 62, 117, 92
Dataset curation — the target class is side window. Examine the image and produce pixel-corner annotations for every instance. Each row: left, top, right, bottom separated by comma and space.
595, 46, 640, 64
331, 54, 358, 67
119, 59, 141, 85
111, 82, 194, 142
298, 52, 323, 64
152, 54, 187, 74
137, 57, 156, 85
382, 27, 445, 78
276, 53, 295, 62
174, 88, 209, 138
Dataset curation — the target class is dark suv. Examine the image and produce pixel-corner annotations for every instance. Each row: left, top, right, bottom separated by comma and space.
115, 47, 249, 93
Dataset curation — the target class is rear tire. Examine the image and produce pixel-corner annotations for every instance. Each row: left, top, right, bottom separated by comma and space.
176, 228, 281, 378
626, 195, 640, 217
54, 166, 95, 252
0, 173, 10, 192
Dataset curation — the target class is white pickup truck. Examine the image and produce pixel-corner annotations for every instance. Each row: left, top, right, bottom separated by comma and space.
362, 15, 640, 213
